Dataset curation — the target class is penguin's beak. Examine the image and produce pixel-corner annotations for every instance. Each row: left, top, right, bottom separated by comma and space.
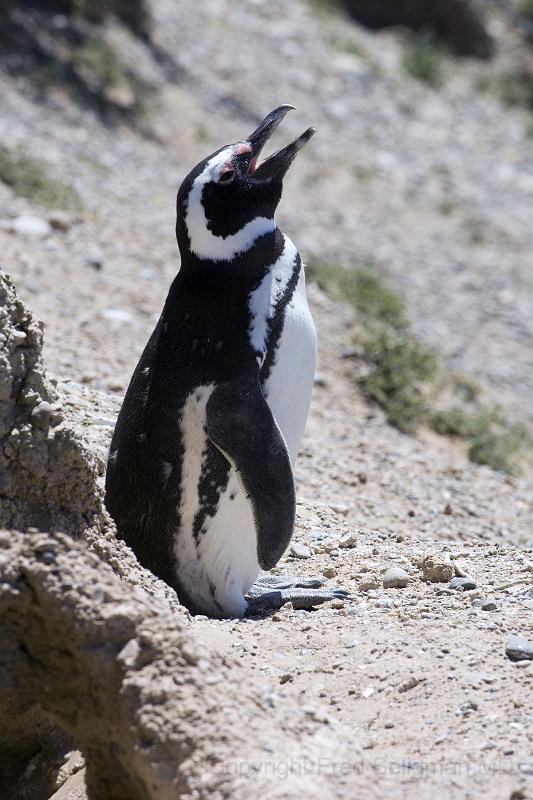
244, 105, 315, 181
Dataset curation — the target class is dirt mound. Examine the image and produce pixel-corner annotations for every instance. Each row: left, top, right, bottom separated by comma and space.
0, 270, 101, 533
0, 529, 354, 800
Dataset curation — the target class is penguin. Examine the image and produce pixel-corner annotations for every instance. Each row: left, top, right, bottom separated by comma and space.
105, 106, 347, 617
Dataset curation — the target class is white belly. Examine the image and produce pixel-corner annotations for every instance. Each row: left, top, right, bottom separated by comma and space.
175, 237, 316, 617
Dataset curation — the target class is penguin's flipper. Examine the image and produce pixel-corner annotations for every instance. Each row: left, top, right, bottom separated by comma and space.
205, 377, 295, 570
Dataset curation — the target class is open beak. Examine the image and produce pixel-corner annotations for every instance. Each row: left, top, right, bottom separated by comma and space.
245, 105, 315, 181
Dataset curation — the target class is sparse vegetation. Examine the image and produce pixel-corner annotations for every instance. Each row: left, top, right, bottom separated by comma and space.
307, 263, 437, 432
0, 146, 81, 208
328, 34, 373, 63
307, 262, 529, 472
430, 406, 528, 474
401, 36, 447, 87
519, 0, 533, 20
73, 39, 150, 114
493, 68, 533, 111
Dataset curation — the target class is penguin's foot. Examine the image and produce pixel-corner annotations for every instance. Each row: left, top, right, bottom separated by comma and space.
245, 574, 350, 615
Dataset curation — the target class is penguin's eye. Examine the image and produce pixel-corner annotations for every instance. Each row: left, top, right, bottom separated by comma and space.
218, 166, 236, 184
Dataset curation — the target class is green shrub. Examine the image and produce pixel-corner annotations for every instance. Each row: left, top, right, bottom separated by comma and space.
358, 325, 437, 433
429, 405, 528, 473
307, 263, 437, 432
0, 146, 81, 208
307, 262, 528, 472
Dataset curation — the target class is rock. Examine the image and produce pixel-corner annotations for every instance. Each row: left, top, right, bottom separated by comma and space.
342, 0, 495, 58
383, 567, 409, 589
10, 214, 51, 237
329, 502, 351, 516
47, 210, 75, 232
449, 576, 477, 591
322, 566, 337, 578
101, 308, 133, 324
339, 533, 357, 548
290, 543, 312, 559
375, 598, 395, 609
30, 401, 53, 431
481, 599, 497, 611
505, 635, 533, 662
419, 554, 454, 583
86, 253, 103, 270
313, 372, 328, 387
398, 676, 421, 693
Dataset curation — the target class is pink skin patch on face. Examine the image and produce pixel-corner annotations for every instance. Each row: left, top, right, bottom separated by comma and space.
233, 142, 252, 156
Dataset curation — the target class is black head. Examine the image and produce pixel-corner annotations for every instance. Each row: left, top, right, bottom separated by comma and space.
176, 106, 315, 262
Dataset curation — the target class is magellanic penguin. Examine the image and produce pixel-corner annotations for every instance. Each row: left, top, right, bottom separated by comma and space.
105, 106, 348, 617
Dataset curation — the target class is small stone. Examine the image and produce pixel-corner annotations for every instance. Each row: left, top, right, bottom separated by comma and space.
102, 308, 133, 324
330, 599, 345, 609
339, 533, 357, 548
419, 554, 454, 583
505, 635, 533, 662
341, 346, 360, 359
398, 677, 421, 693
383, 567, 409, 589
48, 210, 75, 232
313, 372, 328, 387
30, 401, 52, 431
481, 599, 497, 611
449, 576, 477, 591
375, 598, 395, 609
279, 673, 293, 684
344, 639, 359, 648
10, 214, 51, 237
86, 254, 103, 270
290, 543, 312, 559
322, 566, 337, 578
330, 502, 351, 516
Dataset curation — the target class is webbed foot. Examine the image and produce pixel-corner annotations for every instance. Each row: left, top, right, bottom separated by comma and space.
245, 573, 350, 615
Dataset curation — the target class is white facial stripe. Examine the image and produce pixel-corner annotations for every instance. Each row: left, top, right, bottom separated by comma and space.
184, 145, 275, 262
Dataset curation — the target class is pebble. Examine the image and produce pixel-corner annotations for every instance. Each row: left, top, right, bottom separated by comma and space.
481, 599, 498, 611
48, 210, 75, 232
419, 554, 454, 583
383, 567, 409, 589
339, 533, 357, 548
322, 566, 337, 578
101, 308, 134, 324
505, 635, 533, 662
30, 401, 52, 431
290, 543, 312, 560
375, 598, 395, 609
449, 576, 477, 591
10, 214, 51, 237
398, 677, 421, 693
